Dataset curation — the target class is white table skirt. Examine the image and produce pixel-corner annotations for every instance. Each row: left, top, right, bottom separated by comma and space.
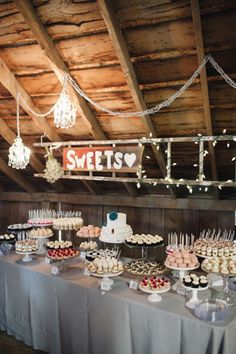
0, 253, 236, 354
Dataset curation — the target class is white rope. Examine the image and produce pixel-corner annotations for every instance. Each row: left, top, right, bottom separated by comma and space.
15, 54, 236, 120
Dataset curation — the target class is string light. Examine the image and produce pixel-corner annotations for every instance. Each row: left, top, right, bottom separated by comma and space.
213, 141, 217, 147
137, 182, 141, 189
227, 142, 230, 148
223, 129, 227, 134
8, 93, 31, 169
172, 162, 177, 166
145, 155, 151, 159
205, 187, 208, 192
193, 163, 198, 167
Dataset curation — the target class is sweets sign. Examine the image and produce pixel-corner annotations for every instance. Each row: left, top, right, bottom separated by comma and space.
63, 146, 143, 173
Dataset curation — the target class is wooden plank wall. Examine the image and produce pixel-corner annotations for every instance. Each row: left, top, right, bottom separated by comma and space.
0, 200, 234, 237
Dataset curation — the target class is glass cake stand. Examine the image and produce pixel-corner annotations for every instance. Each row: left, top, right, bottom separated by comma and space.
182, 283, 209, 309
125, 242, 164, 260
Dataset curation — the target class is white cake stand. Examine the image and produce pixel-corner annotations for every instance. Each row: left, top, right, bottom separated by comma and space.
182, 283, 209, 309
15, 250, 35, 262
89, 270, 124, 287
139, 284, 171, 302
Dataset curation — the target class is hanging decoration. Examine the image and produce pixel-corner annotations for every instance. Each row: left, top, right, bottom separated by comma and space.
8, 93, 31, 169
53, 76, 77, 129
33, 135, 236, 191
44, 147, 64, 184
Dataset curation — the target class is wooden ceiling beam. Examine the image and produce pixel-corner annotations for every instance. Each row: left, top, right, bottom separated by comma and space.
97, 0, 176, 198
15, 0, 137, 196
190, 0, 218, 181
0, 157, 36, 193
14, 0, 106, 141
0, 56, 61, 142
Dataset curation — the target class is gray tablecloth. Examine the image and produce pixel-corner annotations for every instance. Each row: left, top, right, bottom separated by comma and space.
0, 253, 236, 354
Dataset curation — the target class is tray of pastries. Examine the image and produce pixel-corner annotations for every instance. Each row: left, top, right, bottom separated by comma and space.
79, 241, 98, 252
85, 248, 118, 262
15, 240, 38, 253
8, 223, 32, 231
47, 248, 79, 261
46, 240, 73, 250
125, 234, 164, 247
87, 256, 124, 277
201, 257, 236, 275
139, 276, 171, 294
165, 249, 199, 270
125, 259, 166, 276
28, 227, 53, 238
182, 273, 208, 289
193, 239, 236, 258
76, 225, 101, 238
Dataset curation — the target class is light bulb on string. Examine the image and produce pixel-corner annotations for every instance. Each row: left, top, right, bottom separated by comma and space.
8, 93, 31, 169
54, 76, 77, 129
227, 142, 230, 148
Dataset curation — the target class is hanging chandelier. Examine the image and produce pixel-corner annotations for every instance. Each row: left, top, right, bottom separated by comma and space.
54, 76, 77, 129
8, 93, 31, 169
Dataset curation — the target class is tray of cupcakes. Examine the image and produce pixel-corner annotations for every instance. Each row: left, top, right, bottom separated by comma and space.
125, 234, 164, 248
139, 275, 171, 294
182, 273, 208, 289
47, 248, 80, 261
87, 257, 124, 277
125, 259, 166, 276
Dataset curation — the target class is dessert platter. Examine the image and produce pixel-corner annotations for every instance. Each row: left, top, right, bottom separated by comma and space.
15, 240, 38, 262
28, 227, 54, 255
125, 233, 164, 259
139, 275, 171, 302
7, 223, 32, 241
0, 233, 16, 243
79, 241, 98, 252
201, 257, 236, 306
99, 212, 132, 244
52, 217, 83, 231
47, 240, 73, 250
125, 259, 166, 276
165, 249, 200, 291
76, 225, 101, 238
47, 248, 80, 261
85, 248, 118, 263
182, 273, 209, 309
87, 257, 124, 277
193, 238, 236, 258
28, 219, 53, 227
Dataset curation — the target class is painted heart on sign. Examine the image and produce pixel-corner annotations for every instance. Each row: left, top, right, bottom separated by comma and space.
124, 153, 136, 168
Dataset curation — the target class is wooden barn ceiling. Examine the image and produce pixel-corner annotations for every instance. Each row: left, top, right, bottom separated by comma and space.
0, 0, 236, 199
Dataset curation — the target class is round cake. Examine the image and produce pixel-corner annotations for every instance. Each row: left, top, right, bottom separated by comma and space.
99, 211, 132, 244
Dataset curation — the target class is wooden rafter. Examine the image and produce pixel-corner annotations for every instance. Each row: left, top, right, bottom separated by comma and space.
0, 157, 36, 193
97, 0, 176, 198
14, 0, 106, 141
0, 57, 61, 142
190, 0, 218, 181
15, 0, 137, 197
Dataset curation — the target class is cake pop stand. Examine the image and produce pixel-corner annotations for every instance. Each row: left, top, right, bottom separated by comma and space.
201, 264, 236, 307
28, 234, 53, 254
165, 263, 200, 292
182, 284, 209, 309
125, 242, 164, 260
138, 284, 171, 302
15, 250, 35, 262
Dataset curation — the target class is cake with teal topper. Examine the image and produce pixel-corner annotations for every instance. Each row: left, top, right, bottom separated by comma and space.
99, 211, 133, 244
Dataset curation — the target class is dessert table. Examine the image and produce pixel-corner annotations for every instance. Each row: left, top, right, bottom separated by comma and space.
0, 254, 236, 354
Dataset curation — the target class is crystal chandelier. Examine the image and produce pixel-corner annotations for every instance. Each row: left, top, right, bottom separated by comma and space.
54, 77, 77, 129
8, 93, 31, 169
